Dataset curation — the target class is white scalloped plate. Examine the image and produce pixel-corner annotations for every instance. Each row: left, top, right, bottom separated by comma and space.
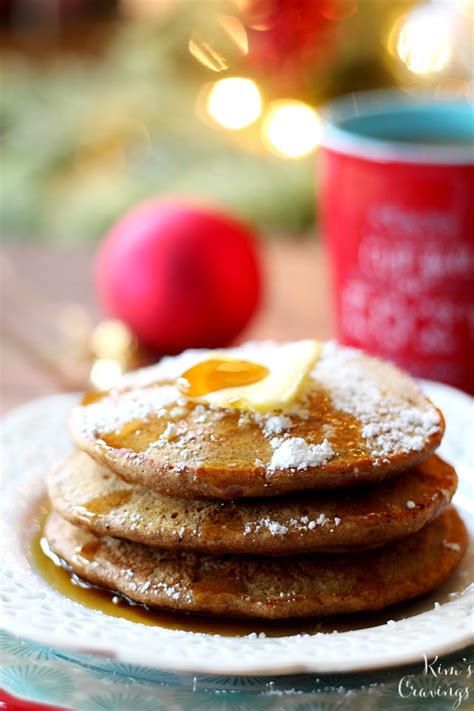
1, 382, 473, 675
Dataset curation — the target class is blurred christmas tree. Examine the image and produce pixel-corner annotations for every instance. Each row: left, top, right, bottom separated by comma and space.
0, 0, 472, 243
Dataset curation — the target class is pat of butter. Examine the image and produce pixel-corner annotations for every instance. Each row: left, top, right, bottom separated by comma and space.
187, 340, 320, 413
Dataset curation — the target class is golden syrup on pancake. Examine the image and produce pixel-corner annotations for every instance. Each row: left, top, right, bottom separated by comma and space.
70, 491, 133, 526
178, 359, 270, 397
81, 378, 176, 407
75, 540, 101, 563
99, 388, 369, 478
27, 499, 444, 638
99, 411, 197, 451
83, 490, 133, 516
81, 391, 107, 406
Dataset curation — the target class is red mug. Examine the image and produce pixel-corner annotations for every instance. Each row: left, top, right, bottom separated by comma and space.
320, 91, 474, 394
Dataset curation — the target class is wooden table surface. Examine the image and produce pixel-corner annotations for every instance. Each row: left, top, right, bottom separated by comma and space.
1, 239, 334, 415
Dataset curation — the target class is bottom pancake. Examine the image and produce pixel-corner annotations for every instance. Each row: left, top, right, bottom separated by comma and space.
45, 507, 467, 620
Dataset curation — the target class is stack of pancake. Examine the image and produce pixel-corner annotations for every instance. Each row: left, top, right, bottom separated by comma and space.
46, 341, 467, 619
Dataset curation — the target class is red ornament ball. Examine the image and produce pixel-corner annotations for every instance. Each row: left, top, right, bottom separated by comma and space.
95, 200, 262, 354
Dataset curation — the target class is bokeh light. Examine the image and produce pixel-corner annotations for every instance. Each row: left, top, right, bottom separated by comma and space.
207, 77, 262, 130
189, 15, 248, 72
262, 101, 321, 158
455, 0, 474, 20
90, 319, 133, 358
89, 319, 133, 389
189, 37, 229, 72
394, 8, 453, 75
217, 15, 248, 55
320, 0, 357, 21
89, 358, 123, 390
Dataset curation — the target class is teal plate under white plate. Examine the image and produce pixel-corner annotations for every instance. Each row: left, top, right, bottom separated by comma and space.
0, 383, 473, 686
1, 629, 472, 710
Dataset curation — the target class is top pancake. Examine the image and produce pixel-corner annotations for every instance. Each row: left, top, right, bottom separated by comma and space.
70, 342, 444, 499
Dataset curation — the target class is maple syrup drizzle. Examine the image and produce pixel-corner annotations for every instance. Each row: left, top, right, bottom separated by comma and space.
75, 540, 102, 563
30, 505, 336, 635
70, 491, 133, 526
177, 359, 270, 397
80, 378, 176, 407
28, 504, 391, 636
82, 359, 268, 409
81, 390, 107, 406
86, 490, 132, 515
82, 361, 369, 471
99, 387, 369, 474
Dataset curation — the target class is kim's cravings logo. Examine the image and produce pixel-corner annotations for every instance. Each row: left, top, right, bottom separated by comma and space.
398, 655, 472, 709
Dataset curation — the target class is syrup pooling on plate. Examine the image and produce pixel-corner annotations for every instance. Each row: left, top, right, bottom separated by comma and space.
177, 359, 270, 397
30, 504, 348, 635
29, 500, 468, 637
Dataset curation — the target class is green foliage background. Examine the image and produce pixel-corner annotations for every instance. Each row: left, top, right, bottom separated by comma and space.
1, 0, 425, 243
1, 18, 320, 244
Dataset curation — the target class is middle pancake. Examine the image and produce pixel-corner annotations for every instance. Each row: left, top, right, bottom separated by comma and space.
48, 451, 457, 555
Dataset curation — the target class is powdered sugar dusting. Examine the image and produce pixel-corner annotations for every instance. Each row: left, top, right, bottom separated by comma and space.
251, 519, 289, 536
361, 407, 440, 457
244, 512, 340, 536
73, 340, 441, 472
72, 385, 179, 439
161, 422, 178, 441
261, 415, 293, 437
313, 342, 441, 459
267, 437, 334, 472
153, 581, 182, 601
